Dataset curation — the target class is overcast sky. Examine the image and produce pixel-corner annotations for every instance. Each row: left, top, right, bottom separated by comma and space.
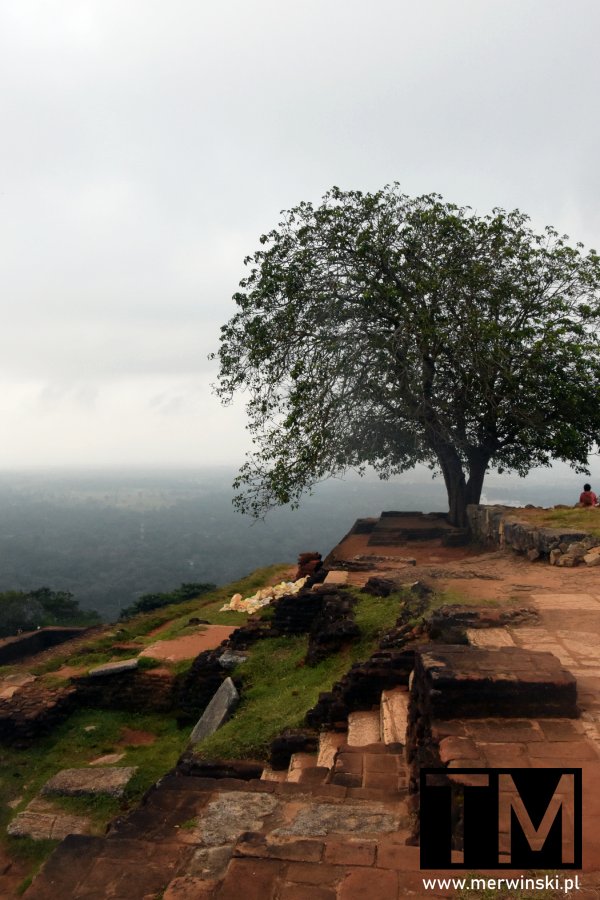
1, 0, 599, 470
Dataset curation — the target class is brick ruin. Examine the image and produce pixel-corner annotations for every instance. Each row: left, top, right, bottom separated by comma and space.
5, 509, 600, 898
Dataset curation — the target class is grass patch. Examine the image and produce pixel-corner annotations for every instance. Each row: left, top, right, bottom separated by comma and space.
26, 564, 291, 677
195, 590, 405, 760
517, 505, 600, 538
427, 589, 502, 610
0, 707, 188, 880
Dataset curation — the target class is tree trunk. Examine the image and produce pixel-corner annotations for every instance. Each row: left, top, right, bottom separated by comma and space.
436, 445, 489, 528
445, 471, 468, 527
465, 453, 488, 507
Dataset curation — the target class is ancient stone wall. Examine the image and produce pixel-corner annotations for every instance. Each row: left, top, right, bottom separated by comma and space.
467, 504, 600, 563
72, 668, 177, 713
0, 683, 77, 746
0, 627, 89, 665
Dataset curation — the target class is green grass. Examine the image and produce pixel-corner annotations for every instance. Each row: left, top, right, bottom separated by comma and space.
194, 589, 405, 760
1, 708, 188, 867
517, 505, 600, 538
22, 564, 291, 678
427, 588, 503, 610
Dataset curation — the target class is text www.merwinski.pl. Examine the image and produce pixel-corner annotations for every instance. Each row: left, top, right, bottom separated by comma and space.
422, 874, 581, 893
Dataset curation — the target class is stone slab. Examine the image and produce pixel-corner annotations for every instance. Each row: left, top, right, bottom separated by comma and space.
347, 711, 381, 747
323, 571, 349, 585
466, 627, 516, 648
317, 732, 346, 769
41, 766, 138, 798
190, 677, 239, 745
88, 658, 139, 676
89, 752, 126, 766
380, 688, 409, 746
218, 650, 248, 670
190, 791, 279, 846
272, 802, 400, 837
7, 799, 91, 839
531, 593, 600, 610
414, 644, 577, 718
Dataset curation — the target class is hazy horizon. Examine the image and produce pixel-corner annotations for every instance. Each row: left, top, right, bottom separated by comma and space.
0, 464, 592, 622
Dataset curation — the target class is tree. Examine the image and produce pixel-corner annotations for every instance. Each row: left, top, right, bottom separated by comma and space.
0, 587, 100, 637
119, 582, 216, 620
213, 186, 600, 527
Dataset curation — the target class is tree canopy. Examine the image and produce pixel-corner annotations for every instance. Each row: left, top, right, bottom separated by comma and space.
214, 186, 600, 526
0, 587, 100, 638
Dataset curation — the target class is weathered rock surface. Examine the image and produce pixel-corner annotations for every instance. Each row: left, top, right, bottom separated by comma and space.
7, 799, 91, 840
272, 802, 400, 836
411, 643, 577, 720
41, 766, 138, 798
189, 677, 239, 745
467, 504, 600, 561
189, 792, 278, 846
88, 658, 138, 677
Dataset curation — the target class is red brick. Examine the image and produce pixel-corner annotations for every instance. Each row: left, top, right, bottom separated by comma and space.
465, 720, 544, 742
285, 861, 344, 884
438, 736, 480, 763
537, 720, 586, 741
331, 773, 362, 788
298, 767, 329, 785
311, 784, 348, 801
528, 741, 599, 760
478, 743, 529, 767
362, 754, 399, 774
446, 757, 487, 773
323, 839, 376, 867
346, 787, 392, 801
235, 833, 324, 862
280, 884, 336, 900
353, 743, 390, 754
362, 772, 400, 790
217, 858, 283, 900
243, 779, 277, 793
275, 782, 307, 796
164, 876, 219, 899
431, 721, 467, 739
376, 838, 420, 871
335, 753, 363, 774
339, 867, 398, 899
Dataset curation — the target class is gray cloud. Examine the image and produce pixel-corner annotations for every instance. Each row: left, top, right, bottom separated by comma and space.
1, 0, 599, 465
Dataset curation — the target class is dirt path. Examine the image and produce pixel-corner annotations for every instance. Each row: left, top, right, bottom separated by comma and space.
139, 625, 238, 662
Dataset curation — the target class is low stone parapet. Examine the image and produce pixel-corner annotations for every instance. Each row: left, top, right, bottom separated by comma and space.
0, 627, 90, 665
467, 504, 600, 563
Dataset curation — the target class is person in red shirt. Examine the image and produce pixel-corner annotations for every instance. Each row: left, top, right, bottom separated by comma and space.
578, 484, 598, 506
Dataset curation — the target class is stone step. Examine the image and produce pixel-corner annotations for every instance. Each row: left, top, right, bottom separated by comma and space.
413, 644, 578, 719
322, 569, 349, 585
286, 752, 318, 782
295, 766, 329, 786
380, 687, 409, 747
347, 710, 381, 747
260, 766, 286, 782
317, 730, 346, 768
24, 835, 191, 900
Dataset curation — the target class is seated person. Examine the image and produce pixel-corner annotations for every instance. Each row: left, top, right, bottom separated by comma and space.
578, 483, 598, 507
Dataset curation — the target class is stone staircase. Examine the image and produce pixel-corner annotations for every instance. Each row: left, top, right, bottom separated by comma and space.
23, 688, 420, 900
261, 687, 410, 794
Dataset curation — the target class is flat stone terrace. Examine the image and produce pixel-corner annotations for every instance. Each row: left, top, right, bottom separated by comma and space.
11, 513, 600, 898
